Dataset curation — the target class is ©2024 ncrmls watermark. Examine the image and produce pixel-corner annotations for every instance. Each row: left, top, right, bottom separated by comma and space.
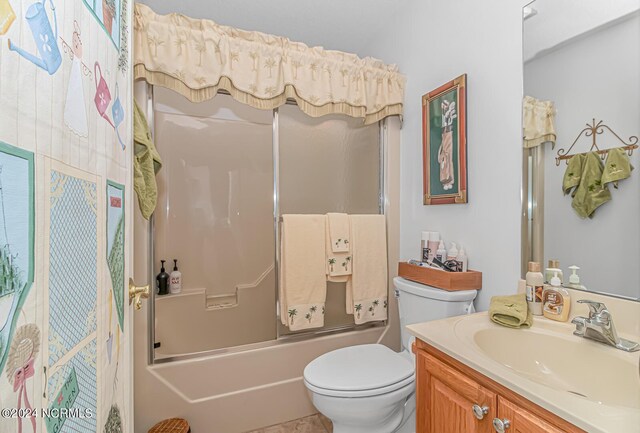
1, 407, 94, 419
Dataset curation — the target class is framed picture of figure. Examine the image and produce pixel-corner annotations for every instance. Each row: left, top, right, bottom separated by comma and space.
422, 74, 468, 205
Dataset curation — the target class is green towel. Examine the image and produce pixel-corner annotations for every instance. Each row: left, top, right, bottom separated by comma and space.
602, 147, 633, 189
134, 100, 163, 220
562, 153, 584, 197
571, 152, 611, 219
489, 293, 532, 328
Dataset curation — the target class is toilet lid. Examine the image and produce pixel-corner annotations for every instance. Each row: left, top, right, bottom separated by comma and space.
303, 344, 414, 394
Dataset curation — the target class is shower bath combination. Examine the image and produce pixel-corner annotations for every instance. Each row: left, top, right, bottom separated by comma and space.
148, 87, 386, 361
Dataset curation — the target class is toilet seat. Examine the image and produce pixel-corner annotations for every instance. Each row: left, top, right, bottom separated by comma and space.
303, 344, 415, 398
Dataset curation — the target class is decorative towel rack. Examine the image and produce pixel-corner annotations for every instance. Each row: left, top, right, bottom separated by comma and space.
555, 119, 638, 166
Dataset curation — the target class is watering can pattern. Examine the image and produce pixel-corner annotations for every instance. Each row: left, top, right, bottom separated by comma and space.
8, 0, 61, 75
0, 0, 16, 35
94, 61, 115, 128
94, 62, 126, 150
112, 83, 126, 150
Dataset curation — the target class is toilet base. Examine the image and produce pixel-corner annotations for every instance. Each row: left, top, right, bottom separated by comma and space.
392, 393, 415, 433
311, 386, 415, 433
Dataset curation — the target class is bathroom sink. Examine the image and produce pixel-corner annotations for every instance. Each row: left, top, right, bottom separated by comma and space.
472, 325, 640, 409
408, 310, 640, 433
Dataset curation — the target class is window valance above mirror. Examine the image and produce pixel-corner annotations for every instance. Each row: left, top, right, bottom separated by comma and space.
133, 4, 405, 125
523, 95, 557, 148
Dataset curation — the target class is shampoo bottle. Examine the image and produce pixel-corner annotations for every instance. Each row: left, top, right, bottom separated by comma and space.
542, 272, 570, 322
525, 261, 544, 316
156, 260, 169, 296
170, 259, 182, 294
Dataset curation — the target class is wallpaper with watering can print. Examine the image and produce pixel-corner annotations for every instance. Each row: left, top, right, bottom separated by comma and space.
0, 0, 133, 431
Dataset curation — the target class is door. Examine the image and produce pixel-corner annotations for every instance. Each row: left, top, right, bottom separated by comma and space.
417, 352, 497, 433
0, 1, 135, 432
496, 397, 566, 433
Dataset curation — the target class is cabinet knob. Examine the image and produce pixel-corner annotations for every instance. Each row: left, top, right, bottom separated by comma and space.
472, 404, 489, 420
493, 418, 511, 433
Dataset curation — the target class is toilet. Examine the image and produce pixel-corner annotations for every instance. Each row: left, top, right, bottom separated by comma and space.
303, 277, 478, 433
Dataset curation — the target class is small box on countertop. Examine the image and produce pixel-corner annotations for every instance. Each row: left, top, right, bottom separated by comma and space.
398, 262, 482, 292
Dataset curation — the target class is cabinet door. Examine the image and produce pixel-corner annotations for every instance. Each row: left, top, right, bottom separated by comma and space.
418, 352, 497, 433
497, 397, 566, 433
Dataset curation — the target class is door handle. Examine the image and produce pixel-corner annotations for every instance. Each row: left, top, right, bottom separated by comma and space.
129, 278, 150, 310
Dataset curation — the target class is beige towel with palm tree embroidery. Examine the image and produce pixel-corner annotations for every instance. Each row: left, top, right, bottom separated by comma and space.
325, 215, 351, 282
347, 215, 388, 324
280, 215, 327, 331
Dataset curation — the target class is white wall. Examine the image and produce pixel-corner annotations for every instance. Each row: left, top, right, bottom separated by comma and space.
524, 15, 640, 299
364, 0, 528, 311
524, 0, 640, 61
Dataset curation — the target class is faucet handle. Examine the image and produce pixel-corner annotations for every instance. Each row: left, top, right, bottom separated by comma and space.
577, 300, 607, 317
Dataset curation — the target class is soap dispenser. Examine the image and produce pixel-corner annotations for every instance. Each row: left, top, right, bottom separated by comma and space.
568, 265, 584, 290
542, 272, 570, 321
156, 260, 169, 295
170, 259, 182, 294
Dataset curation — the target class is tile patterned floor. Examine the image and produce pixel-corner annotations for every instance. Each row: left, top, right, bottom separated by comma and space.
245, 414, 333, 433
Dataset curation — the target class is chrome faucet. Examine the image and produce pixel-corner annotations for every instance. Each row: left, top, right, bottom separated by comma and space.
571, 300, 639, 352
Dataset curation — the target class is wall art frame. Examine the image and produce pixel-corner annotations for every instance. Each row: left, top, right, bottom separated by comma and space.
422, 74, 468, 205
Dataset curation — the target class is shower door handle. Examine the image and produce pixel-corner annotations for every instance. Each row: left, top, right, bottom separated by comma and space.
129, 278, 150, 310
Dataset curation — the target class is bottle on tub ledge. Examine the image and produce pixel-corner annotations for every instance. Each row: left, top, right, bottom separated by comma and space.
156, 260, 169, 296
170, 259, 182, 294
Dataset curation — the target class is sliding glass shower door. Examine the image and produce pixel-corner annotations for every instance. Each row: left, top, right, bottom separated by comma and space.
278, 104, 381, 335
153, 89, 276, 355
151, 87, 382, 359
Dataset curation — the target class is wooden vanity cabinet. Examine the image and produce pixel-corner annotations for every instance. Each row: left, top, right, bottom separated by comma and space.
415, 339, 585, 433
497, 397, 565, 433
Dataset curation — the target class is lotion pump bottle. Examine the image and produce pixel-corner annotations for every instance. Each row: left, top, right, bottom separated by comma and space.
170, 259, 182, 294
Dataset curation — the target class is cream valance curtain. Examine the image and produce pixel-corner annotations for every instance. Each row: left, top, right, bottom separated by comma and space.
523, 95, 557, 148
133, 4, 405, 124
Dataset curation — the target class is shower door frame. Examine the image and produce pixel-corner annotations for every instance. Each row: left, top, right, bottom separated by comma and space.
147, 86, 389, 365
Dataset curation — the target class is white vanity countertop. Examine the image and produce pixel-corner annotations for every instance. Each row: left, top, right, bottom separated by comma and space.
408, 312, 640, 433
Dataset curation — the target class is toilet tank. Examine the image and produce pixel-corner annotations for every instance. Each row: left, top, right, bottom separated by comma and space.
394, 277, 477, 353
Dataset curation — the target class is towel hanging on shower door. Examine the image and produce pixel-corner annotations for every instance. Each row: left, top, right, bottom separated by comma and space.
280, 215, 327, 331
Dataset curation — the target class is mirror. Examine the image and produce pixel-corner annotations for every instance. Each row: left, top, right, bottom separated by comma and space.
522, 1, 640, 300
0, 143, 34, 373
